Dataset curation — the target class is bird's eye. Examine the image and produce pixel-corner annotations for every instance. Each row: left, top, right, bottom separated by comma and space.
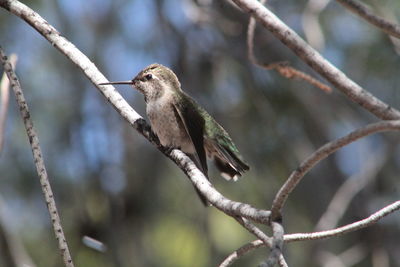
145, 74, 153, 80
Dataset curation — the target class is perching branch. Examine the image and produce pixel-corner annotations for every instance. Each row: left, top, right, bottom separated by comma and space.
168, 148, 271, 223
335, 0, 400, 39
0, 0, 271, 224
0, 53, 17, 154
0, 47, 74, 267
231, 0, 400, 120
271, 120, 400, 220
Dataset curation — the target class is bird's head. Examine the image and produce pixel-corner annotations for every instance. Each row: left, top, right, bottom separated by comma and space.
99, 63, 181, 102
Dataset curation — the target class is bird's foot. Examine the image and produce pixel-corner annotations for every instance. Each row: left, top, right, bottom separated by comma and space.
163, 146, 176, 155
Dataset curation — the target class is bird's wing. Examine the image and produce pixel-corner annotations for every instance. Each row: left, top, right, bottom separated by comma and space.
214, 135, 250, 173
172, 100, 208, 178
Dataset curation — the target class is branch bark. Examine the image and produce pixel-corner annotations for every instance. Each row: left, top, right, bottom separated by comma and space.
0, 47, 74, 267
221, 200, 400, 263
336, 0, 400, 38
231, 0, 400, 120
219, 218, 288, 267
271, 120, 400, 220
247, 5, 332, 93
286, 200, 400, 242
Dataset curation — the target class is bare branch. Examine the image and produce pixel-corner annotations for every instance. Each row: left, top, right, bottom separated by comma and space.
219, 240, 264, 267
247, 1, 332, 93
0, 47, 74, 267
263, 221, 284, 267
246, 8, 258, 64
221, 218, 288, 267
169, 149, 271, 223
231, 217, 273, 266
0, 0, 271, 224
235, 216, 272, 246
223, 200, 400, 261
375, 4, 400, 55
286, 200, 400, 242
271, 120, 400, 220
336, 0, 400, 38
0, 53, 17, 154
231, 0, 400, 120
261, 62, 332, 93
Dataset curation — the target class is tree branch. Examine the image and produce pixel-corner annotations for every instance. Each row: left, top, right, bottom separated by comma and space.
335, 0, 400, 38
0, 47, 74, 267
247, 1, 332, 93
220, 218, 288, 267
265, 221, 284, 267
286, 200, 400, 242
231, 0, 400, 120
221, 200, 400, 262
0, 0, 271, 224
271, 120, 400, 220
219, 240, 264, 267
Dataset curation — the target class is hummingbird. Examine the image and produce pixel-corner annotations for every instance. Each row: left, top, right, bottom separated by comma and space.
99, 63, 249, 204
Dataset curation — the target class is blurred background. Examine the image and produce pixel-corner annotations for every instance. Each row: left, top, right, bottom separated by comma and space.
1, 0, 400, 266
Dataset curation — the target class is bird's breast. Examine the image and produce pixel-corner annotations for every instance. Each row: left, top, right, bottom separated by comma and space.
146, 98, 194, 154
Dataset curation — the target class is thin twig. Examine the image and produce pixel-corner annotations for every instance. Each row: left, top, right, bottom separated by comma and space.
222, 217, 288, 267
232, 0, 400, 120
262, 62, 332, 93
336, 0, 400, 38
247, 1, 332, 93
0, 53, 17, 154
376, 4, 400, 55
222, 200, 400, 261
0, 47, 74, 266
235, 216, 272, 246
271, 120, 400, 220
232, 217, 275, 267
219, 240, 264, 267
0, 0, 271, 224
286, 200, 400, 242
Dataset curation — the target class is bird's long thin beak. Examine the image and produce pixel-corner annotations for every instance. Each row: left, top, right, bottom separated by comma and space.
98, 80, 133, 85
